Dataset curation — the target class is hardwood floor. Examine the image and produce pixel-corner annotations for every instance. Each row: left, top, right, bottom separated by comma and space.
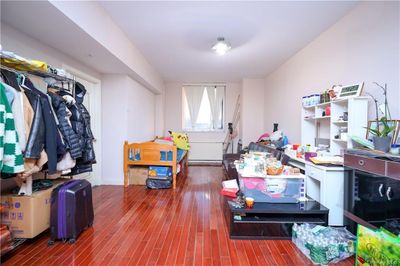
2, 166, 355, 265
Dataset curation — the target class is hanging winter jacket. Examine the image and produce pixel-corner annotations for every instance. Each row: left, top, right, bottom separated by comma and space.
60, 83, 95, 164
48, 91, 82, 159
74, 82, 95, 163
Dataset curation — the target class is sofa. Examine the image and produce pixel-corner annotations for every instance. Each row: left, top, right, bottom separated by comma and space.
222, 142, 289, 180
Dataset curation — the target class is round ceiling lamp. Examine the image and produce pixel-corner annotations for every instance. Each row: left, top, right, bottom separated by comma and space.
211, 37, 231, 55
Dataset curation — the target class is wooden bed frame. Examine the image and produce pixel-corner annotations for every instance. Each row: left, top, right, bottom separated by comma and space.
123, 141, 188, 189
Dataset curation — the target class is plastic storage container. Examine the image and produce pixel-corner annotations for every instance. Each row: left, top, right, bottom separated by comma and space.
238, 175, 305, 203
148, 166, 172, 178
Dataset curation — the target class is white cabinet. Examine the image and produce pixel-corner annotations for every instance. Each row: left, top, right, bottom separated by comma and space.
301, 97, 369, 155
305, 163, 348, 226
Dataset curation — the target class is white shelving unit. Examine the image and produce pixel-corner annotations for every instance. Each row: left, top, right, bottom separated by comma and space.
300, 96, 369, 226
301, 97, 369, 156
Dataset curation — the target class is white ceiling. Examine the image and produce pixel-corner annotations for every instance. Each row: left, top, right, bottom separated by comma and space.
99, 1, 358, 82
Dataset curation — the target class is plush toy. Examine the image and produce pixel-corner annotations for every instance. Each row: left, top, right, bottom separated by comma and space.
169, 131, 190, 150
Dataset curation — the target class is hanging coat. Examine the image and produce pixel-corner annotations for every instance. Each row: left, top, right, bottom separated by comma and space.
23, 78, 60, 174
48, 91, 82, 159
0, 84, 24, 175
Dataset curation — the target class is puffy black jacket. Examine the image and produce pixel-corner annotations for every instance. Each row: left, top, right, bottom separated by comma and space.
60, 82, 95, 166
49, 92, 82, 159
75, 83, 96, 164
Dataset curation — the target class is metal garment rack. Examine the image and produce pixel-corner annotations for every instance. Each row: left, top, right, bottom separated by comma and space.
0, 63, 77, 196
0, 64, 76, 96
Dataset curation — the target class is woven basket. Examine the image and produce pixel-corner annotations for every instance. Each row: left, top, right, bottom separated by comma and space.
267, 166, 284, 176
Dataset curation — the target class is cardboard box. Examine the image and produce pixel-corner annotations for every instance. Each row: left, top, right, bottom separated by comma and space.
129, 167, 148, 185
0, 179, 66, 239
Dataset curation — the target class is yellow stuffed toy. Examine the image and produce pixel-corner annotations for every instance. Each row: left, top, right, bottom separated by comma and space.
170, 131, 190, 150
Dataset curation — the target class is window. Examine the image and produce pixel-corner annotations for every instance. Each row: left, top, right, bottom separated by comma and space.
183, 85, 225, 131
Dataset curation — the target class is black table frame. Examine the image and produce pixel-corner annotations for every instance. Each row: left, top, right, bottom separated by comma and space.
223, 197, 329, 240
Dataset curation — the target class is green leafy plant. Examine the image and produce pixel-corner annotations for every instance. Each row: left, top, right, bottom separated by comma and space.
365, 83, 395, 137
366, 117, 396, 137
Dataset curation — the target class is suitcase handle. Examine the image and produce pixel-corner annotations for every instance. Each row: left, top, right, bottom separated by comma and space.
378, 184, 384, 197
386, 186, 392, 201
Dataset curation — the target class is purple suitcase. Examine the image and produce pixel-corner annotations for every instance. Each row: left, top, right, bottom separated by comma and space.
48, 180, 94, 245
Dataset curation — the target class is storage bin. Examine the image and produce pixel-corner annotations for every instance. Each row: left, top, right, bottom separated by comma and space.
129, 166, 149, 185
148, 166, 172, 177
238, 175, 305, 203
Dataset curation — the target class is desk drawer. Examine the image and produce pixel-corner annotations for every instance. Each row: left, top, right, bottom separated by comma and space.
387, 161, 400, 181
305, 164, 325, 181
344, 154, 385, 176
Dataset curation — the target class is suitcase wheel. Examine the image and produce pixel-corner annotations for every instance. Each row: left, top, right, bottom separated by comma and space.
68, 238, 76, 244
48, 240, 55, 246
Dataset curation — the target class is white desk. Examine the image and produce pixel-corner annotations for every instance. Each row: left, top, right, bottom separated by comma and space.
286, 153, 348, 226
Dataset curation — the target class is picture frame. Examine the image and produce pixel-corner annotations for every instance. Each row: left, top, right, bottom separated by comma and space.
366, 120, 400, 144
337, 82, 364, 99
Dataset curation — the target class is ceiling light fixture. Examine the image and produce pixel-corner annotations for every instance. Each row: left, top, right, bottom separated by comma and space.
212, 37, 231, 55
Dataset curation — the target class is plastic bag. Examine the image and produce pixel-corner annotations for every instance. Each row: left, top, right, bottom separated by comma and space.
356, 224, 400, 265
146, 178, 172, 189
292, 223, 355, 265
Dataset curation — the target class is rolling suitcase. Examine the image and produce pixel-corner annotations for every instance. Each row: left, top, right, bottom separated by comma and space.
48, 180, 94, 245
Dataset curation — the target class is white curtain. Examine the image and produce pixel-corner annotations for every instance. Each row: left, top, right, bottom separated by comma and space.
184, 86, 205, 128
206, 86, 224, 129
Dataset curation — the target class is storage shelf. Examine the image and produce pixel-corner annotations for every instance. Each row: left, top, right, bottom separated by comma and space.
303, 116, 332, 120
332, 139, 347, 143
315, 116, 331, 119
332, 120, 348, 124
235, 217, 326, 224
316, 101, 331, 107
303, 102, 331, 109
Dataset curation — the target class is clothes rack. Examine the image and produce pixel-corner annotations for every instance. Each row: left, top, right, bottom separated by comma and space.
0, 65, 76, 96
1, 64, 76, 196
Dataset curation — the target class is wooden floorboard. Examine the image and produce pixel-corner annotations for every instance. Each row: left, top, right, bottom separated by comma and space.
2, 166, 355, 265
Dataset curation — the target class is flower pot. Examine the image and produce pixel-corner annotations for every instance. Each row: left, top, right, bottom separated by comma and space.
373, 136, 392, 152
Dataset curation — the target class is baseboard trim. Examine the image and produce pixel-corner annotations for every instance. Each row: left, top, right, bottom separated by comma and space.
188, 161, 222, 166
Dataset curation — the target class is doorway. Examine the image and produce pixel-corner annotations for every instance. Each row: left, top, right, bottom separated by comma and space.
63, 65, 102, 186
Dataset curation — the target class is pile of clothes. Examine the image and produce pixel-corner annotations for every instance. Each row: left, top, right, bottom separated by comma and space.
0, 68, 96, 182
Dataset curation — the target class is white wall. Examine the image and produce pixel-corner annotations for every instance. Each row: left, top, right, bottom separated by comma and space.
164, 82, 241, 155
49, 1, 164, 94
264, 1, 400, 143
102, 75, 156, 185
154, 94, 165, 137
241, 79, 265, 146
1, 24, 100, 80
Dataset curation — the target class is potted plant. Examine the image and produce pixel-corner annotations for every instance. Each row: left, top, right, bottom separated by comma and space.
366, 83, 396, 152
